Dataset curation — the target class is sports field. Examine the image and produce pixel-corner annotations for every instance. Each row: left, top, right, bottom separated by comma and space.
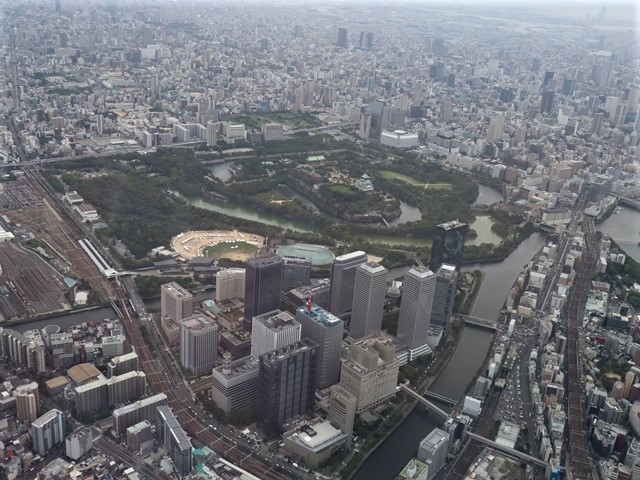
171, 230, 264, 261
203, 241, 259, 261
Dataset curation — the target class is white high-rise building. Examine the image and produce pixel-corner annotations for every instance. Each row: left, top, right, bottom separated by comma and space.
349, 262, 387, 340
206, 120, 218, 146
30, 409, 65, 456
180, 314, 218, 375
417, 428, 450, 480
215, 268, 245, 302
251, 310, 301, 358
161, 283, 193, 322
328, 251, 367, 317
397, 266, 437, 360
65, 427, 93, 460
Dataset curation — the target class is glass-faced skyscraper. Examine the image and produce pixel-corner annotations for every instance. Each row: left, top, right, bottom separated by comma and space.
429, 220, 468, 271
244, 252, 283, 331
328, 251, 367, 318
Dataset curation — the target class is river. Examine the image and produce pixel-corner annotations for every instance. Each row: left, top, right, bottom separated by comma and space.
176, 188, 505, 245
598, 207, 640, 263
354, 230, 545, 480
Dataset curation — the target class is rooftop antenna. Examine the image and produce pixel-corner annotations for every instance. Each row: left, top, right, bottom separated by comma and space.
306, 293, 313, 312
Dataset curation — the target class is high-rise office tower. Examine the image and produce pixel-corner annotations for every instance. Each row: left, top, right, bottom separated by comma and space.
30, 409, 65, 456
55, 0, 61, 14
161, 283, 193, 323
396, 266, 437, 359
157, 406, 193, 476
251, 310, 301, 359
334, 27, 348, 47
439, 100, 453, 123
628, 85, 640, 114
280, 256, 311, 292
562, 78, 576, 97
429, 221, 468, 271
180, 314, 218, 375
257, 339, 317, 436
328, 385, 357, 447
430, 264, 458, 333
541, 90, 555, 114
359, 31, 374, 49
281, 278, 331, 314
216, 268, 245, 302
15, 381, 39, 423
296, 303, 344, 389
339, 335, 399, 412
417, 428, 450, 479
244, 253, 283, 331
543, 71, 555, 87
349, 262, 387, 340
486, 114, 504, 142
328, 251, 367, 317
65, 427, 93, 460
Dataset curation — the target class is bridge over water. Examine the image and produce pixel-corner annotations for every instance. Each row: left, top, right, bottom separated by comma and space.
400, 385, 548, 470
461, 315, 498, 331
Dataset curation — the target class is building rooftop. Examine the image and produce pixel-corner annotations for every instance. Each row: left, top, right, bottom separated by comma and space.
335, 251, 367, 263
297, 304, 342, 328
112, 393, 167, 416
437, 220, 468, 230
420, 427, 449, 451
68, 363, 102, 385
254, 310, 298, 331
360, 261, 386, 274
260, 339, 317, 366
213, 355, 259, 380
408, 266, 435, 278
285, 419, 346, 453
181, 314, 216, 331
398, 458, 429, 480
32, 409, 63, 428
162, 282, 191, 298
127, 420, 152, 435
45, 376, 69, 389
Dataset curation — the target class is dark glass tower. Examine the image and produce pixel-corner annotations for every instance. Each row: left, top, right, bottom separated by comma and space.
244, 252, 283, 331
429, 221, 468, 271
257, 339, 317, 437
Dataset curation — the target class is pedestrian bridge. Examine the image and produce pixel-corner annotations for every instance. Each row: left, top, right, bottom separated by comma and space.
462, 316, 498, 331
401, 385, 548, 470
423, 390, 458, 405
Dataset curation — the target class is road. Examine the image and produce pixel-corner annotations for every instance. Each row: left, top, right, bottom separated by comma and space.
95, 436, 171, 480
26, 169, 312, 480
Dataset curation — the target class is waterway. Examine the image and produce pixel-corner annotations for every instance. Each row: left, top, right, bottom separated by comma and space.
473, 184, 503, 206
355, 230, 545, 480
598, 207, 640, 263
171, 191, 317, 233
208, 162, 234, 182
464, 232, 547, 321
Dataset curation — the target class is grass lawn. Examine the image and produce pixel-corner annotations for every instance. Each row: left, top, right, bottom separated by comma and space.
227, 112, 321, 130
252, 189, 290, 203
203, 241, 258, 260
378, 171, 452, 190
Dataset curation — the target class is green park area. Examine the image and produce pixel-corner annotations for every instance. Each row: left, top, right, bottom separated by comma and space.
203, 241, 259, 260
378, 170, 452, 190
44, 137, 530, 268
226, 111, 322, 130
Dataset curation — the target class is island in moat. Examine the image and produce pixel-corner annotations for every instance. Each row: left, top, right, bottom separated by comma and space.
1, 2, 640, 480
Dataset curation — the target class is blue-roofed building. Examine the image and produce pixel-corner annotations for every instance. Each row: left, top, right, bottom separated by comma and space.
295, 303, 344, 389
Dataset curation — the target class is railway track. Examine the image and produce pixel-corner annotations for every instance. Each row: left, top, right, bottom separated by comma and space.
115, 297, 285, 480
563, 215, 598, 479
